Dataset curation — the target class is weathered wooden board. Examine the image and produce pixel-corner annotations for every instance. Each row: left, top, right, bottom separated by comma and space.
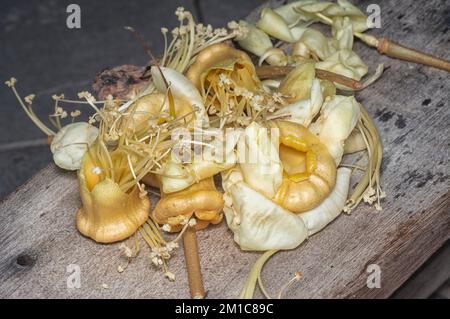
0, 0, 449, 298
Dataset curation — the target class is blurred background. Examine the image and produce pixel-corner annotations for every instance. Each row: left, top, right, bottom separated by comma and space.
1, 0, 448, 299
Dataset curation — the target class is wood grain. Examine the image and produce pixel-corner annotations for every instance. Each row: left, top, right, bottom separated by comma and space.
0, 0, 449, 298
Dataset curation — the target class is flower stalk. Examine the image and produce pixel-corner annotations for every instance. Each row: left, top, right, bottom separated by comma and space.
183, 226, 205, 299
376, 38, 450, 72
255, 65, 363, 90
239, 250, 278, 299
344, 105, 384, 212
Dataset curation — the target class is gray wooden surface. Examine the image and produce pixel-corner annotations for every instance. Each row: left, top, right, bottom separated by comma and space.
0, 0, 449, 298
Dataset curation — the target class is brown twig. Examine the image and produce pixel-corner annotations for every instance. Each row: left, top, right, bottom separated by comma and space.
254, 65, 293, 79
315, 69, 363, 89
183, 226, 205, 299
255, 65, 363, 89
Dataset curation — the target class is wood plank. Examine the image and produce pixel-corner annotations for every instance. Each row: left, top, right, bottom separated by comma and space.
0, 0, 449, 298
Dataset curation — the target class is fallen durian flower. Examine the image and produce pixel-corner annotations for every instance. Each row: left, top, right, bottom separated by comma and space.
292, 27, 334, 60
128, 72, 221, 193
272, 61, 326, 126
76, 150, 150, 243
331, 16, 354, 50
272, 120, 336, 213
5, 78, 99, 170
309, 6, 450, 72
187, 43, 285, 127
298, 16, 370, 86
292, 41, 311, 60
313, 16, 368, 82
187, 43, 261, 94
161, 130, 240, 193
309, 95, 360, 165
126, 87, 208, 191
73, 85, 182, 243
152, 177, 224, 232
222, 166, 351, 251
222, 167, 308, 251
152, 176, 225, 298
229, 120, 336, 214
238, 167, 352, 298
236, 92, 383, 299
51, 122, 99, 170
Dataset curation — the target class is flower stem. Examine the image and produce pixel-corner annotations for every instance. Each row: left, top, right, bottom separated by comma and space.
183, 226, 205, 299
255, 65, 363, 89
240, 250, 278, 299
376, 38, 450, 72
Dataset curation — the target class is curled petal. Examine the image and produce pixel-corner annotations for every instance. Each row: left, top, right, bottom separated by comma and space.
51, 122, 98, 170
299, 0, 369, 32
344, 129, 366, 154
259, 48, 288, 67
239, 122, 283, 198
161, 156, 236, 193
299, 167, 351, 235
256, 8, 294, 42
278, 60, 316, 102
236, 20, 273, 58
310, 95, 361, 165
222, 167, 308, 251
332, 16, 354, 50
273, 120, 336, 213
274, 78, 323, 126
274, 0, 319, 25
161, 130, 240, 193
151, 66, 208, 126
295, 28, 334, 60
